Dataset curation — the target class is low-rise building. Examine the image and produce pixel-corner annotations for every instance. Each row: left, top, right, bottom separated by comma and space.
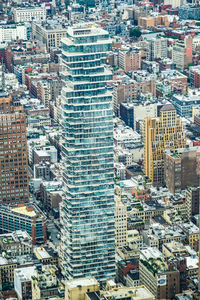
34, 162, 51, 180
0, 231, 32, 257
117, 243, 140, 260
13, 7, 46, 23
40, 181, 62, 212
0, 203, 47, 244
0, 24, 27, 43
179, 222, 199, 250
32, 265, 60, 300
0, 257, 18, 291
32, 21, 68, 49
162, 241, 191, 258
114, 162, 126, 180
34, 247, 58, 266
139, 248, 180, 299
138, 15, 169, 28
65, 277, 99, 300
87, 285, 155, 300
14, 266, 36, 300
33, 148, 51, 165
161, 70, 187, 91
172, 90, 200, 117
142, 224, 183, 251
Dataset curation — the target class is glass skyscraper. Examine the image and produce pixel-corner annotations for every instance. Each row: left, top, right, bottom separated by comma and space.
60, 24, 115, 282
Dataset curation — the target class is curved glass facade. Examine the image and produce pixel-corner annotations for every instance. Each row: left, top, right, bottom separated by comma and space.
60, 25, 115, 282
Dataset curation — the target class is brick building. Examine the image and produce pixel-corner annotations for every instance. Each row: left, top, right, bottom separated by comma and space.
165, 147, 200, 194
0, 96, 29, 203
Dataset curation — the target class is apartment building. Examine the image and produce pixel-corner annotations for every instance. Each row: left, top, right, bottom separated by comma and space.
144, 104, 186, 186
0, 24, 27, 43
165, 147, 200, 194
14, 267, 36, 300
113, 80, 142, 115
0, 231, 32, 257
115, 196, 127, 247
172, 90, 200, 117
32, 22, 68, 49
138, 15, 169, 28
189, 65, 200, 88
140, 248, 180, 299
186, 187, 200, 220
13, 7, 46, 23
120, 101, 159, 130
119, 48, 141, 72
172, 36, 192, 71
179, 222, 199, 250
0, 106, 29, 203
31, 265, 59, 300
60, 24, 115, 282
147, 37, 168, 61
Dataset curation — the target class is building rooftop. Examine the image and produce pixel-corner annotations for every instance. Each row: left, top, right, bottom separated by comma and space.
161, 69, 187, 80
173, 89, 200, 102
0, 257, 8, 265
12, 205, 36, 217
0, 203, 46, 221
67, 23, 108, 37
186, 256, 198, 270
66, 277, 99, 289
34, 247, 51, 260
179, 222, 199, 235
102, 285, 155, 300
165, 146, 200, 159
160, 104, 176, 112
0, 230, 31, 244
140, 247, 163, 260
14, 266, 36, 282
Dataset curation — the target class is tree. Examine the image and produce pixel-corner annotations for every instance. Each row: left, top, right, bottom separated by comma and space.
129, 28, 142, 38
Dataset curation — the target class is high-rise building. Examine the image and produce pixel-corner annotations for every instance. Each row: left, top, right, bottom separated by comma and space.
165, 146, 200, 194
120, 102, 159, 130
115, 196, 127, 248
118, 48, 141, 72
60, 24, 115, 282
186, 186, 200, 220
0, 96, 29, 203
148, 37, 168, 61
172, 36, 193, 71
144, 104, 186, 186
